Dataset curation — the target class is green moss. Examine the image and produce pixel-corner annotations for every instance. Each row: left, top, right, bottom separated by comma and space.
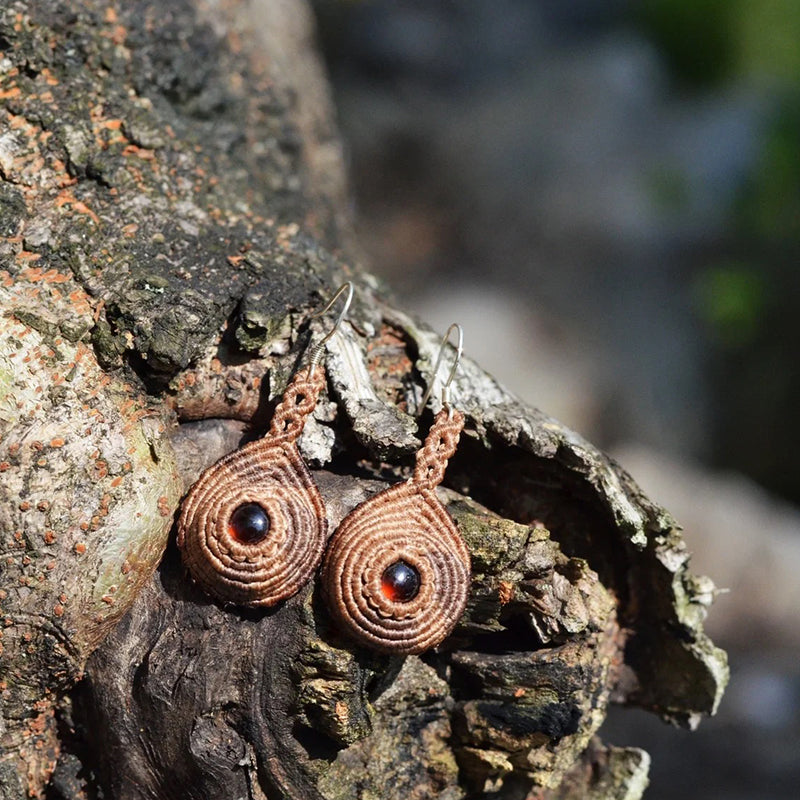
0, 363, 13, 407
449, 499, 546, 573
235, 290, 291, 352
0, 185, 27, 239
90, 317, 125, 368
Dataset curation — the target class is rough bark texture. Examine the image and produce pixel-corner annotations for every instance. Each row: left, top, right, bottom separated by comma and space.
0, 2, 727, 799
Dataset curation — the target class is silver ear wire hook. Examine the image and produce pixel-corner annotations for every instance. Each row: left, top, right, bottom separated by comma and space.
306, 281, 354, 371
418, 322, 463, 416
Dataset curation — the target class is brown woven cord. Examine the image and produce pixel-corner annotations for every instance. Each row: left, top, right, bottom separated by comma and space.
268, 366, 327, 444
322, 407, 470, 654
177, 366, 327, 607
412, 407, 465, 489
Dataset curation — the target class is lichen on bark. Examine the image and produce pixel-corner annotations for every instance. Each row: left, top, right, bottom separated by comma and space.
0, 1, 727, 799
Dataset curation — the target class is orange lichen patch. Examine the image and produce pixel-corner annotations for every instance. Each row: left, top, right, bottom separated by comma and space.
34, 267, 70, 284
41, 68, 59, 86
53, 604, 64, 617
63, 288, 94, 319
43, 531, 56, 544
8, 113, 30, 130
54, 189, 100, 224
227, 254, 245, 267
18, 501, 31, 512
275, 223, 300, 250
157, 496, 171, 517
0, 86, 21, 100
122, 223, 138, 237
49, 438, 65, 448
0, 462, 9, 472
121, 144, 154, 160
102, 7, 128, 44
100, 595, 115, 605
110, 476, 123, 487
74, 543, 86, 555
365, 324, 415, 393
334, 701, 349, 723
70, 199, 101, 224
513, 688, 526, 699
15, 251, 41, 263
498, 581, 515, 605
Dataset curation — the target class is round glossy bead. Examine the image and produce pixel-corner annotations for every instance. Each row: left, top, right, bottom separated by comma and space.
228, 502, 271, 544
381, 560, 420, 602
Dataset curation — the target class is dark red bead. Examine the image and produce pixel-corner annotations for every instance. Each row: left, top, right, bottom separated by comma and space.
381, 560, 420, 602
228, 503, 270, 544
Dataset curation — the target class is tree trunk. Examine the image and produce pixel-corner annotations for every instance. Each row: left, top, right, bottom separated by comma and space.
0, 2, 727, 799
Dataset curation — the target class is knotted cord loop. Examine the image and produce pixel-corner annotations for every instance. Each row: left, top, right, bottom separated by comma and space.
412, 407, 465, 490
268, 366, 327, 445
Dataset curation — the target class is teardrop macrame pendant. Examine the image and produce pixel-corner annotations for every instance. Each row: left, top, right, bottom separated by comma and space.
322, 407, 470, 654
177, 366, 328, 607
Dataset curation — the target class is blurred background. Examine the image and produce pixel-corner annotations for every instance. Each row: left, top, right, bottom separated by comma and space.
309, 1, 800, 797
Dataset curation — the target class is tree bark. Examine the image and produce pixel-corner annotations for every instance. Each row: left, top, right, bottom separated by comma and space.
0, 2, 727, 799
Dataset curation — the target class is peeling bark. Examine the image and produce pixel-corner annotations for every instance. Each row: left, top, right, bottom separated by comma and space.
0, 2, 727, 799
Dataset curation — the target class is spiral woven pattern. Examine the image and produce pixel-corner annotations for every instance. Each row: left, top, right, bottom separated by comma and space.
322, 408, 470, 654
177, 367, 327, 607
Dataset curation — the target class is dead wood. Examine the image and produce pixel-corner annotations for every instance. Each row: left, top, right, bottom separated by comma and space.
0, 2, 727, 798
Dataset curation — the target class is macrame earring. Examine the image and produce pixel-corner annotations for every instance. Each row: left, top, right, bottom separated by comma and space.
322, 324, 471, 654
177, 282, 353, 607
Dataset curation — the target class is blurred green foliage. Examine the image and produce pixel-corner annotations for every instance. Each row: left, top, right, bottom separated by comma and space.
738, 98, 800, 239
693, 263, 766, 348
637, 0, 800, 87
640, 0, 800, 502
645, 166, 692, 215
735, 0, 800, 83
635, 0, 737, 87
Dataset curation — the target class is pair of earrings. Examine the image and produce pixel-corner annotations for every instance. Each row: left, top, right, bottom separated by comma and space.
177, 284, 470, 654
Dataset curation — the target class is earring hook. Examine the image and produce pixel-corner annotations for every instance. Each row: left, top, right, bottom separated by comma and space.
418, 322, 463, 415
306, 281, 354, 371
